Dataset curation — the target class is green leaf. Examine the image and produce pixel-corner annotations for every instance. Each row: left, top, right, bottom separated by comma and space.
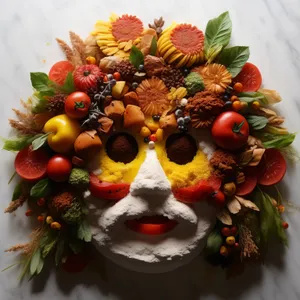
77, 219, 92, 242
58, 72, 76, 94
30, 72, 55, 96
205, 229, 223, 254
55, 240, 65, 266
30, 248, 41, 276
12, 181, 23, 201
149, 37, 157, 56
129, 46, 144, 69
8, 171, 17, 184
246, 115, 268, 131
42, 236, 58, 258
238, 92, 268, 105
69, 239, 84, 254
36, 258, 44, 275
218, 46, 250, 77
31, 93, 48, 113
30, 178, 50, 198
261, 133, 296, 149
2, 135, 38, 151
31, 132, 51, 151
204, 11, 232, 62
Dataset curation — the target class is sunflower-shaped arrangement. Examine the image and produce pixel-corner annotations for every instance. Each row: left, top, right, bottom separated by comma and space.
2, 11, 298, 280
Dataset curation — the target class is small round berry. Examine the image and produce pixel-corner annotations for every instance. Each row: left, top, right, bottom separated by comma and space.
221, 227, 231, 237
178, 125, 187, 132
234, 242, 240, 250
152, 115, 160, 121
252, 100, 261, 110
110, 79, 117, 86
233, 82, 243, 93
183, 116, 191, 124
138, 64, 144, 71
223, 94, 230, 101
37, 198, 45, 206
232, 100, 243, 112
226, 236, 236, 246
144, 137, 150, 143
282, 221, 289, 229
175, 109, 183, 117
149, 134, 157, 142
182, 67, 189, 76
107, 74, 113, 81
132, 82, 139, 89
230, 226, 238, 236
177, 117, 185, 126
180, 98, 188, 107
140, 126, 151, 137
278, 205, 285, 213
220, 246, 229, 257
230, 95, 238, 102
224, 101, 232, 110
148, 141, 155, 149
51, 221, 62, 230
86, 56, 96, 65
25, 209, 33, 217
37, 215, 45, 222
46, 216, 54, 224
113, 72, 121, 81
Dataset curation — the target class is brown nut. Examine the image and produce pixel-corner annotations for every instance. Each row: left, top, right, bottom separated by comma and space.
223, 182, 236, 197
123, 105, 145, 131
74, 130, 102, 157
104, 100, 125, 121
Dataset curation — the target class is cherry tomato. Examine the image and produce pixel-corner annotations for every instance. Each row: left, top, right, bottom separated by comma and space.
89, 173, 130, 200
230, 226, 238, 236
257, 149, 286, 186
233, 62, 262, 92
232, 100, 243, 112
46, 155, 72, 182
221, 227, 231, 237
126, 216, 177, 235
64, 92, 91, 119
63, 253, 89, 273
236, 167, 258, 196
113, 72, 121, 80
172, 180, 214, 203
73, 65, 104, 91
15, 146, 49, 181
210, 190, 225, 207
49, 61, 74, 86
211, 112, 249, 151
233, 82, 243, 93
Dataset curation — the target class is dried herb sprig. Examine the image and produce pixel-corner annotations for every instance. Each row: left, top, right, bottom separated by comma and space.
149, 17, 165, 35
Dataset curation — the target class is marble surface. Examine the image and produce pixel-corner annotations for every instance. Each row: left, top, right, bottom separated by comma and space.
1, 0, 300, 299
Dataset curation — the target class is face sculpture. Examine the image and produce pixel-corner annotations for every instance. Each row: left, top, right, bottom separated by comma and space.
87, 130, 217, 273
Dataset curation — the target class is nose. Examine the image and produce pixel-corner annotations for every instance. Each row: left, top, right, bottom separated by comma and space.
130, 148, 171, 196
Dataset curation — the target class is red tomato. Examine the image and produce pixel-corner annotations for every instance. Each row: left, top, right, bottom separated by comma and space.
172, 180, 214, 203
126, 216, 177, 235
49, 61, 74, 86
257, 149, 286, 186
63, 253, 89, 273
15, 146, 49, 181
64, 92, 91, 119
233, 62, 262, 92
89, 173, 130, 200
236, 167, 258, 196
211, 112, 249, 151
73, 65, 104, 91
46, 155, 72, 182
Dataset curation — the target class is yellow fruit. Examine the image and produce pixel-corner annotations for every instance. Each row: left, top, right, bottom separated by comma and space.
140, 126, 151, 137
252, 101, 261, 110
46, 216, 54, 224
220, 246, 229, 257
50, 222, 62, 230
156, 128, 164, 142
145, 117, 160, 132
226, 236, 236, 246
86, 56, 96, 64
112, 81, 126, 99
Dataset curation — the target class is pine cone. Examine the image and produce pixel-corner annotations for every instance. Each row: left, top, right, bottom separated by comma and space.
160, 67, 184, 89
149, 17, 165, 35
46, 94, 66, 114
113, 60, 137, 82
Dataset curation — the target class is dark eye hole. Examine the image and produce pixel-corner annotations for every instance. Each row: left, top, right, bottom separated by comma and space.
166, 133, 197, 165
106, 133, 138, 164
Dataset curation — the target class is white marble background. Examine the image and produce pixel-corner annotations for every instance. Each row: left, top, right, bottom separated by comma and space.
1, 0, 300, 299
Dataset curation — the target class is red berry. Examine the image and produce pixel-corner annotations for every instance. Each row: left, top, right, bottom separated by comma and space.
113, 72, 121, 81
37, 198, 45, 206
25, 209, 33, 217
221, 227, 231, 237
234, 242, 240, 249
230, 226, 238, 236
149, 134, 157, 142
37, 215, 45, 222
282, 221, 289, 229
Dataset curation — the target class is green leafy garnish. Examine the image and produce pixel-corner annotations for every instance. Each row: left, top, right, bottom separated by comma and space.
129, 45, 144, 69
77, 219, 92, 242
218, 46, 250, 77
261, 133, 296, 149
30, 248, 43, 276
58, 72, 76, 94
55, 240, 65, 266
205, 229, 223, 254
69, 239, 84, 254
31, 132, 51, 151
30, 72, 55, 97
30, 179, 50, 198
31, 93, 48, 114
12, 181, 23, 201
246, 115, 268, 130
204, 11, 232, 63
238, 92, 268, 105
2, 135, 39, 151
149, 37, 158, 56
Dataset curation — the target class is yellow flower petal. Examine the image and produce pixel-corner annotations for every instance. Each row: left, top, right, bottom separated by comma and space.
110, 13, 119, 22
167, 52, 183, 64
124, 40, 133, 52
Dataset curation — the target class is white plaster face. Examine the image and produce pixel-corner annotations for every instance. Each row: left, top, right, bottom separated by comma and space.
87, 132, 217, 273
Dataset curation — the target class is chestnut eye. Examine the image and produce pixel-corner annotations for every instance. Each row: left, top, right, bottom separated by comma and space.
166, 133, 197, 165
106, 133, 138, 164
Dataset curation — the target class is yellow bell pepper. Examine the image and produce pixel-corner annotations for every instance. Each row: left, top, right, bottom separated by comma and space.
43, 114, 81, 153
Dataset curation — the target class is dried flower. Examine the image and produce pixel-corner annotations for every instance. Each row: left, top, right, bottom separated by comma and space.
210, 149, 237, 179
201, 64, 232, 94
161, 67, 184, 89
51, 192, 73, 213
5, 244, 28, 252
148, 17, 165, 35
46, 94, 66, 114
136, 77, 169, 116
5, 195, 27, 213
239, 224, 259, 260
113, 60, 137, 82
